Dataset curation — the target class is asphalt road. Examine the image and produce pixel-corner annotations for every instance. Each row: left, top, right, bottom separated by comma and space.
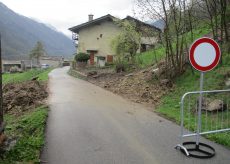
41, 67, 230, 164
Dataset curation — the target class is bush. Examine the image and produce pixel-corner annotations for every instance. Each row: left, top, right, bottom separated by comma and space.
115, 62, 125, 73
105, 62, 115, 67
74, 53, 90, 62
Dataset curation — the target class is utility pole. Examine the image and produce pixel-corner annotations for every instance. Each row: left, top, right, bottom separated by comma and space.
0, 33, 4, 133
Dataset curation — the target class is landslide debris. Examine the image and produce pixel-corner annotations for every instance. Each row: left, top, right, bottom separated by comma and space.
86, 66, 174, 107
3, 80, 48, 115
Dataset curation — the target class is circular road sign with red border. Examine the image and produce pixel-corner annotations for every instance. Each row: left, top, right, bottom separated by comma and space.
189, 37, 221, 72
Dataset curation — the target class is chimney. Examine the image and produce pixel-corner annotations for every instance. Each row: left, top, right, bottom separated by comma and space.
88, 14, 94, 21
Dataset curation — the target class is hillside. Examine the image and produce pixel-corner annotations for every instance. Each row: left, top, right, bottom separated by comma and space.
0, 2, 75, 59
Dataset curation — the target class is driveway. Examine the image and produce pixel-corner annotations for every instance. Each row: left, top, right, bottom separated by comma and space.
41, 67, 230, 164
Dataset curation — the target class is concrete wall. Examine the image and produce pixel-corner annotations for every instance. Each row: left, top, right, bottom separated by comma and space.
78, 21, 121, 59
3, 64, 21, 72
40, 59, 61, 67
2, 60, 22, 72
141, 37, 158, 45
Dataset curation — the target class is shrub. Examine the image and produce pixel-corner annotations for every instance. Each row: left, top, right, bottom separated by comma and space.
105, 62, 115, 67
115, 63, 125, 73
74, 53, 90, 62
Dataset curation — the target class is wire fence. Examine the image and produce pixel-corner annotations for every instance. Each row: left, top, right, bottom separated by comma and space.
179, 89, 230, 142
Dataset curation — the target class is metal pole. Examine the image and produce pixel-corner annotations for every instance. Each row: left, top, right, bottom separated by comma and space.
180, 96, 184, 145
196, 72, 204, 146
0, 33, 3, 129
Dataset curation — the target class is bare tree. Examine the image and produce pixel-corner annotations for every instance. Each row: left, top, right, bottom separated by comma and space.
136, 0, 230, 77
136, 0, 194, 78
195, 0, 229, 42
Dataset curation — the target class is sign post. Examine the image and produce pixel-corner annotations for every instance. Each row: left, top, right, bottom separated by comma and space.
176, 37, 222, 158
189, 37, 221, 147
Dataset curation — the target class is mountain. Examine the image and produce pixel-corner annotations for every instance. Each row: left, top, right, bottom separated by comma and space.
0, 2, 75, 59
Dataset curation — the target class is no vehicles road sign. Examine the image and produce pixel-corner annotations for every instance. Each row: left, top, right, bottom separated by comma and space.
176, 38, 222, 158
189, 37, 221, 72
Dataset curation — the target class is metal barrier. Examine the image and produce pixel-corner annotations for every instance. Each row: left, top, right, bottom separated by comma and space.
175, 89, 230, 158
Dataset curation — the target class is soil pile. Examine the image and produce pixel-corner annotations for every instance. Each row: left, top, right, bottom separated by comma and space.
87, 67, 174, 107
3, 80, 48, 115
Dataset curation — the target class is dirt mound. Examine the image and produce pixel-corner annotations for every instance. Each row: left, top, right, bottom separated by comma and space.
3, 80, 48, 115
87, 67, 174, 107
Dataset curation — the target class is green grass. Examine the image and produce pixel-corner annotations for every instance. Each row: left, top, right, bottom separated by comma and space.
157, 59, 230, 147
2, 68, 53, 84
1, 68, 52, 163
136, 24, 211, 68
37, 68, 53, 81
135, 45, 165, 67
1, 107, 48, 163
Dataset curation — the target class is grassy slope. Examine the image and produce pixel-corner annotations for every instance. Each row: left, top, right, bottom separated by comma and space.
3, 68, 53, 84
157, 59, 230, 147
136, 23, 230, 147
136, 24, 211, 67
1, 68, 52, 163
135, 45, 165, 67
3, 107, 48, 163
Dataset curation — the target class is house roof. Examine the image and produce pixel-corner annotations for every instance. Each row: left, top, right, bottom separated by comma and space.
69, 14, 161, 33
69, 14, 115, 33
123, 16, 161, 32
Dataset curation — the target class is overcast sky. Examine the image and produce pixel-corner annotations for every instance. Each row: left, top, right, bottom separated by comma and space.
0, 0, 135, 38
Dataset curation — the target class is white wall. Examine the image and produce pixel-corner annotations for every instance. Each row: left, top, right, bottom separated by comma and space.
78, 21, 121, 58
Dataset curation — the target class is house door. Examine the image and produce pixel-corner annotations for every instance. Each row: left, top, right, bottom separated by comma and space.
89, 52, 94, 65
